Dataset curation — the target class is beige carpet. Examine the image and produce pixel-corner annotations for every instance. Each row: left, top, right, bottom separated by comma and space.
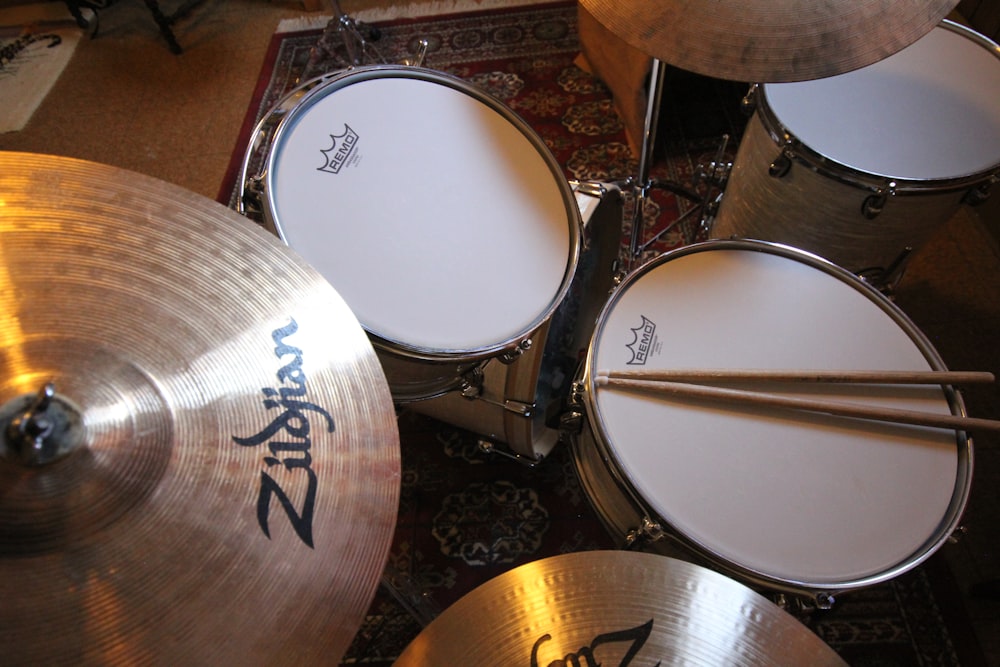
0, 2, 91, 133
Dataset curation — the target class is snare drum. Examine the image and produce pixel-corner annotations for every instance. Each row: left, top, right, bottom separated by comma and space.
567, 240, 972, 605
711, 21, 1000, 289
249, 66, 580, 401
408, 181, 624, 462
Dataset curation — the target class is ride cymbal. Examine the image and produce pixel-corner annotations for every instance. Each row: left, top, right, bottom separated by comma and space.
394, 550, 847, 666
0, 152, 400, 665
579, 0, 960, 82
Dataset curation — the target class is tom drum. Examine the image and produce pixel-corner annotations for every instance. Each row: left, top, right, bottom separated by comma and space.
711, 21, 1000, 289
247, 65, 581, 401
567, 240, 972, 605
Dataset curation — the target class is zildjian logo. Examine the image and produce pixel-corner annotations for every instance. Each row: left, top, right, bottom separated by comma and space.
626, 315, 656, 365
317, 124, 359, 175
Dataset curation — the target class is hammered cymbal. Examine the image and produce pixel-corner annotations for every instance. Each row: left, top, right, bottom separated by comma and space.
0, 152, 400, 665
394, 551, 847, 666
580, 0, 960, 82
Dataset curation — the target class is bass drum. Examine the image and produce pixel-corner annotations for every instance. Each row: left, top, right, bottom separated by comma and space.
567, 239, 972, 606
710, 20, 1000, 290
244, 65, 581, 402
408, 181, 624, 463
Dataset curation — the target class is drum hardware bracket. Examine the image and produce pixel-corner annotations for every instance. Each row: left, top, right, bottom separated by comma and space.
769, 148, 793, 179
624, 516, 665, 548
857, 246, 912, 295
771, 590, 836, 614
458, 366, 486, 399
862, 182, 896, 219
498, 338, 533, 364
462, 391, 535, 418
559, 408, 585, 436
963, 177, 996, 206
947, 524, 968, 545
241, 173, 265, 220
572, 179, 611, 199
477, 439, 542, 467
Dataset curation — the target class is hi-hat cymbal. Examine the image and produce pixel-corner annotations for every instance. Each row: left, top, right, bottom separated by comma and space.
580, 0, 960, 82
0, 152, 400, 665
394, 550, 848, 666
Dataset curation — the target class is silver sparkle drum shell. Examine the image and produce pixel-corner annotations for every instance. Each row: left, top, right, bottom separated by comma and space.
256, 65, 581, 402
569, 240, 972, 604
710, 21, 1000, 287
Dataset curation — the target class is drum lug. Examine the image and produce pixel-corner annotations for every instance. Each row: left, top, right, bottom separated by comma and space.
862, 182, 895, 219
947, 524, 968, 544
559, 381, 587, 435
624, 516, 665, 548
458, 366, 485, 399
768, 150, 792, 178
499, 338, 532, 364
772, 591, 836, 613
559, 409, 584, 435
240, 173, 265, 218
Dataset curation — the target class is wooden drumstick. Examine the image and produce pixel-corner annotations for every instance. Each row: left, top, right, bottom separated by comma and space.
593, 375, 1000, 433
596, 368, 996, 385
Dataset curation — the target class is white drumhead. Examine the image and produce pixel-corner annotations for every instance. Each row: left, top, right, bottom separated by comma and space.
590, 244, 963, 585
763, 22, 1000, 180
267, 69, 573, 352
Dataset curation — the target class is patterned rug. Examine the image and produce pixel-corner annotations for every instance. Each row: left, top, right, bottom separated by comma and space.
219, 3, 986, 665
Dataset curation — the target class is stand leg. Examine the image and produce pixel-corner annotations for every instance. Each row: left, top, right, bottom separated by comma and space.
627, 58, 728, 266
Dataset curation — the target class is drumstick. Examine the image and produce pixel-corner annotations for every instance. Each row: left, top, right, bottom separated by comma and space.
593, 376, 1000, 433
596, 368, 996, 385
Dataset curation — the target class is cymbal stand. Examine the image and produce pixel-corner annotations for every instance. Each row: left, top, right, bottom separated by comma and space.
625, 58, 730, 270
307, 0, 388, 74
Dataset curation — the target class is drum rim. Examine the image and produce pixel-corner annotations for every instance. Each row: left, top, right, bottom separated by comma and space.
262, 64, 583, 360
578, 238, 974, 596
754, 20, 1000, 192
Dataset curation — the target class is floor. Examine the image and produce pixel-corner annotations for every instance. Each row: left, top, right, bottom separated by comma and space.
2, 0, 999, 664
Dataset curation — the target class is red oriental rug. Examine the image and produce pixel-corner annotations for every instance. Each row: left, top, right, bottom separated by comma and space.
219, 3, 987, 665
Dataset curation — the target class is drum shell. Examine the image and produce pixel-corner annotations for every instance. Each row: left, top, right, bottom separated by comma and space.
712, 112, 975, 280
711, 21, 1000, 286
408, 182, 625, 460
253, 65, 582, 402
568, 240, 973, 602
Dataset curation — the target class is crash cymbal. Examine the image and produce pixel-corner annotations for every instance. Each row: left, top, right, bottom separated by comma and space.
395, 550, 847, 666
580, 0, 960, 82
0, 152, 400, 665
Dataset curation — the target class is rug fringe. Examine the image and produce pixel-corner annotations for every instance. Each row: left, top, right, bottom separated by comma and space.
276, 0, 551, 33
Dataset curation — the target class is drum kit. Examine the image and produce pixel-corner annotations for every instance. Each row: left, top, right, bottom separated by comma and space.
2, 0, 999, 664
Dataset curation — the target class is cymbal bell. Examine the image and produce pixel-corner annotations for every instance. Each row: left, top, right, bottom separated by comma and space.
0, 152, 400, 664
395, 550, 848, 666
580, 0, 960, 82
